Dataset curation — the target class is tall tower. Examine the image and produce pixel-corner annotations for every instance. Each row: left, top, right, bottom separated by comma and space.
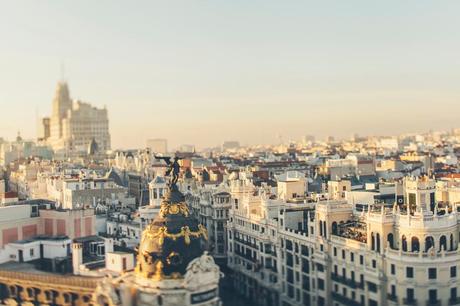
50, 81, 72, 143
52, 81, 72, 120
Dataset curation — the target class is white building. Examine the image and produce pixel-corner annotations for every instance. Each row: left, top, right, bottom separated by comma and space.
276, 171, 307, 201
43, 82, 111, 156
226, 174, 460, 306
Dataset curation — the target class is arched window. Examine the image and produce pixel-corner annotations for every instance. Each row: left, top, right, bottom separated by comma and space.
450, 234, 455, 251
402, 235, 407, 252
387, 233, 394, 249
376, 233, 381, 252
323, 221, 327, 237
425, 236, 435, 252
411, 237, 420, 252
440, 235, 447, 252
371, 233, 375, 250
332, 222, 338, 235
319, 221, 323, 237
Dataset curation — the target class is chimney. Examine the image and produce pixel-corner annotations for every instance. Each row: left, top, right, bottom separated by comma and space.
72, 242, 83, 275
104, 237, 114, 254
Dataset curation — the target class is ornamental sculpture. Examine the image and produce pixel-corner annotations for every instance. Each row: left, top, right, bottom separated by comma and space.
155, 155, 182, 190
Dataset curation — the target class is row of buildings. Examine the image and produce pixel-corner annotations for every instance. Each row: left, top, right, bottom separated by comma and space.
1, 114, 460, 305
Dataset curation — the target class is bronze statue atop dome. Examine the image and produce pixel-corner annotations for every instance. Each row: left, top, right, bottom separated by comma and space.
135, 155, 208, 280
155, 155, 182, 191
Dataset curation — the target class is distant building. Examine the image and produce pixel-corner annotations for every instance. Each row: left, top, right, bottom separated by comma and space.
0, 134, 53, 167
146, 138, 168, 154
42, 82, 111, 157
222, 141, 240, 151
180, 144, 195, 153
37, 117, 51, 141
275, 171, 307, 201
302, 135, 315, 144
62, 177, 127, 210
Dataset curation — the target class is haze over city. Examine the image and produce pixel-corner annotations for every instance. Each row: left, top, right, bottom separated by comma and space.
3, 2, 460, 306
1, 1, 460, 149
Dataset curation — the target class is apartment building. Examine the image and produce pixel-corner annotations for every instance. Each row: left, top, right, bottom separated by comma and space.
226, 175, 460, 306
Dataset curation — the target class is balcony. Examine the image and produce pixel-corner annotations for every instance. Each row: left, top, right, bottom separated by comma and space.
426, 300, 441, 306
387, 294, 397, 302
331, 292, 361, 306
331, 273, 359, 289
449, 297, 460, 305
403, 298, 417, 305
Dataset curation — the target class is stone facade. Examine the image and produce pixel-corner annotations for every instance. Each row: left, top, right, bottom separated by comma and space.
43, 82, 111, 157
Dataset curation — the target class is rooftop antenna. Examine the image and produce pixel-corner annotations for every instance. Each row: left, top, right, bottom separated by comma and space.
60, 61, 66, 82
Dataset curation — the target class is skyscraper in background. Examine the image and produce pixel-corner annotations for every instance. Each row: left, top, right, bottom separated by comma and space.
41, 82, 111, 157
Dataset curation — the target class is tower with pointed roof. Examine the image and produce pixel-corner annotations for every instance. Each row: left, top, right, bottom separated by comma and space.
43, 81, 111, 157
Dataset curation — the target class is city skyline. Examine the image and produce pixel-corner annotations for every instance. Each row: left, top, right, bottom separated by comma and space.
1, 1, 460, 149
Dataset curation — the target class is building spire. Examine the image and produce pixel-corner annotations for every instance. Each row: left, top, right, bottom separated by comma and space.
60, 61, 66, 82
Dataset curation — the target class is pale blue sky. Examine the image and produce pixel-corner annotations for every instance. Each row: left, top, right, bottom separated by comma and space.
1, 1, 459, 149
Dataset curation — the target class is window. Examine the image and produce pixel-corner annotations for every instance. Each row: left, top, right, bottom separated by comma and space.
440, 235, 447, 251
411, 237, 420, 252
428, 289, 437, 303
406, 267, 414, 278
367, 282, 377, 293
350, 252, 354, 262
287, 284, 294, 298
369, 300, 378, 306
372, 260, 376, 269
318, 296, 325, 306
390, 264, 395, 275
342, 250, 345, 259
451, 288, 457, 301
387, 233, 394, 249
287, 268, 294, 283
390, 285, 396, 297
301, 245, 309, 256
302, 258, 310, 273
406, 288, 414, 301
425, 236, 435, 252
287, 253, 294, 267
359, 255, 364, 265
428, 268, 437, 280
451, 266, 457, 278
402, 235, 408, 252
333, 247, 337, 257
318, 278, 325, 290
302, 275, 310, 291
303, 293, 311, 306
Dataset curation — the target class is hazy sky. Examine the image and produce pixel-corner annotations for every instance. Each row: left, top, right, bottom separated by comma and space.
1, 1, 460, 149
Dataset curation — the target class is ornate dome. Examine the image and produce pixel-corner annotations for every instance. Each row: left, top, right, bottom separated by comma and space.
135, 187, 208, 280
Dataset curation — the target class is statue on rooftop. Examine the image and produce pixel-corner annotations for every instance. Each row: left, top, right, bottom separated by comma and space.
155, 156, 182, 190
